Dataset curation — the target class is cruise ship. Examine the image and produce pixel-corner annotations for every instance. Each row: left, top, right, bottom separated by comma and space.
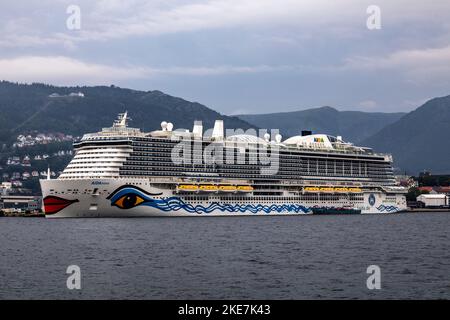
40, 112, 407, 218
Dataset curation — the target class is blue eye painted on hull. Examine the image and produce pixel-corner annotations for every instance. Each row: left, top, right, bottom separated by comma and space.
107, 185, 310, 214
107, 185, 162, 210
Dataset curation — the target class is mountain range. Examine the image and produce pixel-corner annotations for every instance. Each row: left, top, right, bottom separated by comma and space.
361, 95, 450, 174
237, 107, 405, 144
0, 81, 449, 174
237, 98, 450, 174
0, 81, 253, 145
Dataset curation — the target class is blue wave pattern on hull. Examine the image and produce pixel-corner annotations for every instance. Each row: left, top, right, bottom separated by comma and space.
376, 205, 399, 213
109, 186, 311, 214
155, 196, 310, 214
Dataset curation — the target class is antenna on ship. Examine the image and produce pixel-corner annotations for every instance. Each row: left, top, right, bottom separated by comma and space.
113, 111, 131, 128
47, 167, 51, 180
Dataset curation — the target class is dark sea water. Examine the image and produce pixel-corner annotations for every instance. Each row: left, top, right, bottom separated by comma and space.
0, 212, 449, 300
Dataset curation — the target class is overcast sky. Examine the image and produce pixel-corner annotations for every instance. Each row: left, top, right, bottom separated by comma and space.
1, 0, 450, 114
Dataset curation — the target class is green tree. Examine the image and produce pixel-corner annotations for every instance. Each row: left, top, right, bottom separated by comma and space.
406, 187, 429, 201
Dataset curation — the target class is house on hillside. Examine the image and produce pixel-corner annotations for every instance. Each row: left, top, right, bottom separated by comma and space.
435, 186, 450, 194
418, 186, 434, 193
69, 92, 85, 97
418, 186, 450, 195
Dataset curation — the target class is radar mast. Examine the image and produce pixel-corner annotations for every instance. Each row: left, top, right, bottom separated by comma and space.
113, 111, 131, 128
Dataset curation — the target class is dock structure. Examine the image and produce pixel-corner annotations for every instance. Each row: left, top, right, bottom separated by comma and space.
0, 195, 42, 216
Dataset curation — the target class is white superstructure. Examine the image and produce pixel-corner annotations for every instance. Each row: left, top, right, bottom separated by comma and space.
40, 112, 407, 217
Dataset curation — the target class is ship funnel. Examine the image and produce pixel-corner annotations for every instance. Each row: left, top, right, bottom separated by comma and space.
193, 121, 203, 139
212, 120, 224, 141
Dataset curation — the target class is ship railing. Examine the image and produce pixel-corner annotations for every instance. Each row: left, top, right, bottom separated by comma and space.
145, 177, 252, 185
282, 144, 389, 157
252, 180, 392, 189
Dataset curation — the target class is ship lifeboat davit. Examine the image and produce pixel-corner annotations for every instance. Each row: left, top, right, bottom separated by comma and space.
304, 187, 320, 192
218, 185, 236, 192
303, 186, 362, 193
334, 187, 349, 193
199, 185, 219, 192
178, 184, 198, 192
237, 185, 253, 192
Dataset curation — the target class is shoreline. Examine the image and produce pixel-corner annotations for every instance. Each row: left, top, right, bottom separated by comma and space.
1, 210, 449, 218
405, 208, 450, 213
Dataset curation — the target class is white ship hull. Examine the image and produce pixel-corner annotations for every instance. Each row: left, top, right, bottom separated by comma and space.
40, 178, 407, 218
